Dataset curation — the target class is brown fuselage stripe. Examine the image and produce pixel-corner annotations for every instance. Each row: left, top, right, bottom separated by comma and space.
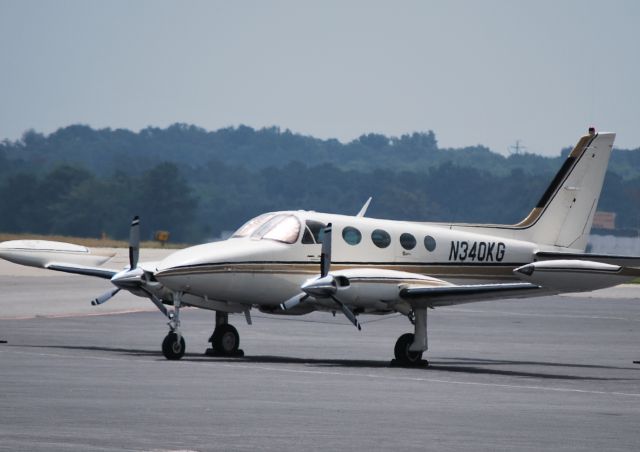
156, 262, 522, 280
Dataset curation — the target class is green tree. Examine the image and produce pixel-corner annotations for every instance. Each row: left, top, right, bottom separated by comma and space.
132, 163, 199, 242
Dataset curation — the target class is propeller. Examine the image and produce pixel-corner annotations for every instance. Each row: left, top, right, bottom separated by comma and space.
330, 295, 361, 330
281, 292, 308, 311
320, 223, 332, 278
88, 216, 173, 320
129, 216, 140, 269
91, 216, 141, 306
280, 223, 361, 330
91, 288, 121, 306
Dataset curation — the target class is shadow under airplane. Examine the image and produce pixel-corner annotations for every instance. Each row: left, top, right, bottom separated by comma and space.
9, 343, 638, 382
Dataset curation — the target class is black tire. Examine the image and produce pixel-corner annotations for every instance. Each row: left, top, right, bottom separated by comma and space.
162, 332, 186, 360
394, 333, 423, 365
213, 324, 240, 355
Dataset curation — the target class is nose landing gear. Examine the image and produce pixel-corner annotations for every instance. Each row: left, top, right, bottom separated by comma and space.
162, 331, 185, 360
161, 292, 186, 360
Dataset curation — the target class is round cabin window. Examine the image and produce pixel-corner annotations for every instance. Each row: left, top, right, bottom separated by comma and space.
424, 235, 436, 252
371, 229, 391, 248
342, 226, 362, 245
400, 233, 416, 250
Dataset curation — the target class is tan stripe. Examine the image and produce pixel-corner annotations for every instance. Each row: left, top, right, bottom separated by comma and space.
157, 262, 519, 280
514, 134, 592, 228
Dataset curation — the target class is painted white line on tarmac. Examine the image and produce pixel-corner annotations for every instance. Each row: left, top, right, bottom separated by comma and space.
0, 307, 157, 321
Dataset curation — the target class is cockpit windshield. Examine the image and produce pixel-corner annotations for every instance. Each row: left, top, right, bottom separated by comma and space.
231, 213, 276, 238
251, 214, 301, 244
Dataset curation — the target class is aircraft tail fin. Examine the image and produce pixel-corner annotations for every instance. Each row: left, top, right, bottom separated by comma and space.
513, 130, 615, 250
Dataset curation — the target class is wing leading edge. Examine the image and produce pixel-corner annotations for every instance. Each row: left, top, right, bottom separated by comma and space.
46, 263, 118, 280
399, 282, 543, 308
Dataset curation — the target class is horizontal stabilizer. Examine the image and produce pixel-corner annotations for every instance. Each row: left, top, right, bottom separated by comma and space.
536, 251, 640, 268
514, 259, 640, 292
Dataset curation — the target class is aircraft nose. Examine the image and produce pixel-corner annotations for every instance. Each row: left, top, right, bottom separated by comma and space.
156, 239, 288, 273
154, 239, 289, 293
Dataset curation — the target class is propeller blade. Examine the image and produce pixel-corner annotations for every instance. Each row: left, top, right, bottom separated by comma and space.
280, 293, 308, 311
320, 223, 332, 278
129, 216, 140, 269
331, 295, 361, 330
91, 288, 121, 306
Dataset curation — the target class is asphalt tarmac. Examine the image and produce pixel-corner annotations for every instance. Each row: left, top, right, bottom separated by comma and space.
1, 255, 640, 451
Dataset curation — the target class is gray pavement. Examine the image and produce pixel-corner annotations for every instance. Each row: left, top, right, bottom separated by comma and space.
1, 257, 640, 451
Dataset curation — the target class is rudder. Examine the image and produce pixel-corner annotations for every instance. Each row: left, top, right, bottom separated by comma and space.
514, 131, 616, 250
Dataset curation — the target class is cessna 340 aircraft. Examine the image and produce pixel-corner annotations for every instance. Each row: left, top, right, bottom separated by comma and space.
2, 128, 640, 366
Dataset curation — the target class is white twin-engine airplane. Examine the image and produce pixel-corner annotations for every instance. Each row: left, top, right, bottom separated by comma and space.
2, 129, 640, 365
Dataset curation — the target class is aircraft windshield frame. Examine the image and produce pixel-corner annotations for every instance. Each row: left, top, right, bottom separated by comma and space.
251, 214, 301, 244
231, 213, 276, 238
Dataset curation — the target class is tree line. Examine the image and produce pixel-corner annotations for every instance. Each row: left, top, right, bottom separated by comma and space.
1, 124, 639, 243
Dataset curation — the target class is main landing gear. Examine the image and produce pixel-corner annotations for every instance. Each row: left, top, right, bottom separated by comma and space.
392, 307, 429, 367
205, 311, 244, 357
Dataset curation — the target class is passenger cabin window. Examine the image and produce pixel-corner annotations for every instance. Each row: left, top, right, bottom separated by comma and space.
371, 229, 391, 248
232, 213, 276, 238
400, 233, 416, 250
302, 220, 326, 244
342, 226, 362, 245
424, 235, 437, 252
251, 214, 301, 244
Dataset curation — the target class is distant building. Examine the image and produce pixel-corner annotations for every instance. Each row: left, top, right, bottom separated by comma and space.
592, 211, 616, 230
588, 234, 640, 256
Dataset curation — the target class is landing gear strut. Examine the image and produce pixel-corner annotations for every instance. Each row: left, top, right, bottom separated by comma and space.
162, 291, 186, 360
205, 311, 244, 357
392, 307, 429, 367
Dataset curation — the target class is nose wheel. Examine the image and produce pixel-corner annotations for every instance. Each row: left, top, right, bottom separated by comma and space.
162, 332, 185, 360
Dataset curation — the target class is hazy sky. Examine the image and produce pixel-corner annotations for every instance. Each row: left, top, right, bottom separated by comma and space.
1, 0, 638, 155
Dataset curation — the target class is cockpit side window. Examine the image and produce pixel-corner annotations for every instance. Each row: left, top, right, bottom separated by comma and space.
301, 220, 326, 244
252, 214, 301, 244
231, 213, 276, 238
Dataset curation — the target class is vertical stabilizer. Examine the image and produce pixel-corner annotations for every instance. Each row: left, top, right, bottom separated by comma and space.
514, 131, 615, 250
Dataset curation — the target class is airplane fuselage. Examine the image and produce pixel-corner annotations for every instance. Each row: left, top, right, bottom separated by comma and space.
154, 211, 541, 310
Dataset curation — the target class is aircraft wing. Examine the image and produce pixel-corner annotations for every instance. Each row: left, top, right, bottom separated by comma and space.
45, 263, 118, 279
0, 239, 119, 280
399, 282, 544, 308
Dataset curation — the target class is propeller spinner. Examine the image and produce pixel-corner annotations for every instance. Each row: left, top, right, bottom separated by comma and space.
90, 216, 172, 318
